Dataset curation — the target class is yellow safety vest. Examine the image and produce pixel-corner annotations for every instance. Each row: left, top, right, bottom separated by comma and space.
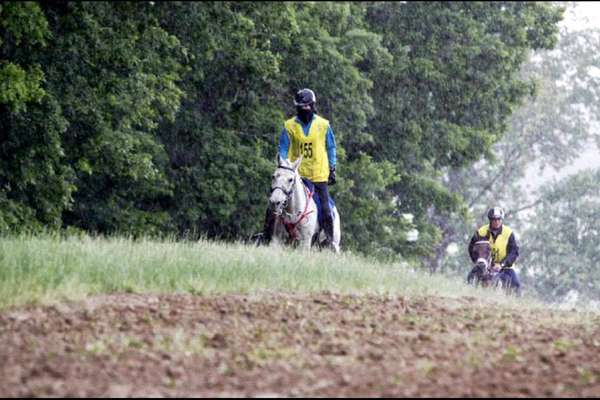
477, 224, 514, 266
284, 115, 330, 183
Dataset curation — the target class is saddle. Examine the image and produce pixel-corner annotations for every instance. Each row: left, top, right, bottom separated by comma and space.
301, 178, 335, 226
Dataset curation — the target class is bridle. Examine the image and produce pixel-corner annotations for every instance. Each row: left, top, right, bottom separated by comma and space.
270, 165, 297, 201
474, 240, 492, 267
270, 164, 314, 241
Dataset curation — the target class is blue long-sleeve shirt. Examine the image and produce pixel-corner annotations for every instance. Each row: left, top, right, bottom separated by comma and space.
278, 115, 336, 168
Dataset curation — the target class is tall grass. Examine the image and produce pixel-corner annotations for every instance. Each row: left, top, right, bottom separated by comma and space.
0, 234, 539, 310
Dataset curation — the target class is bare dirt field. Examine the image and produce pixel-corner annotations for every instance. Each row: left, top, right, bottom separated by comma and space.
1, 292, 600, 397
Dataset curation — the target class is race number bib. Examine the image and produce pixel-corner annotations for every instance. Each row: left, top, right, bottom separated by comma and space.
302, 142, 313, 158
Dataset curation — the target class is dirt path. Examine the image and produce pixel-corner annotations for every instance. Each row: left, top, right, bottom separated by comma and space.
1, 292, 599, 397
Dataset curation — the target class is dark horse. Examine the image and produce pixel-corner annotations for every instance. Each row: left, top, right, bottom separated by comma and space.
467, 240, 500, 287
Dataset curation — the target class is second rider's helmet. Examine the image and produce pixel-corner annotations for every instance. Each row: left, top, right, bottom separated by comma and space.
487, 207, 505, 221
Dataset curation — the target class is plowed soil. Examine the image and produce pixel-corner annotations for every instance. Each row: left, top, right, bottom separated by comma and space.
1, 292, 600, 397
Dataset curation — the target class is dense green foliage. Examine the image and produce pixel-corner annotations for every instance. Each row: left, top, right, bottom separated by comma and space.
0, 2, 563, 261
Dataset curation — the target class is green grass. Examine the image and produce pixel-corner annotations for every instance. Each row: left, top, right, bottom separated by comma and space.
0, 233, 540, 310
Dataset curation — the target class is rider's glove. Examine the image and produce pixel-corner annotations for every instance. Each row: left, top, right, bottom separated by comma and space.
328, 166, 336, 185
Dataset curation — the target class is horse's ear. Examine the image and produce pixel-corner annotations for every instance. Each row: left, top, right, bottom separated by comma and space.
293, 155, 303, 172
277, 153, 282, 166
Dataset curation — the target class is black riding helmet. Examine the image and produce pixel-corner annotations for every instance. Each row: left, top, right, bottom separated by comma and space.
294, 88, 316, 123
294, 88, 316, 107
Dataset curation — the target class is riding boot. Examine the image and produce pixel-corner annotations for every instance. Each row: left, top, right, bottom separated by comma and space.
252, 208, 276, 245
321, 214, 334, 249
264, 208, 276, 243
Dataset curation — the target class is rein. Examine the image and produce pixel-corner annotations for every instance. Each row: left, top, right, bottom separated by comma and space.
271, 165, 315, 241
473, 240, 493, 277
279, 185, 314, 241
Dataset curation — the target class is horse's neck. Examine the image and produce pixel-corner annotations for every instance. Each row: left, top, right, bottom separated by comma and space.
285, 176, 308, 215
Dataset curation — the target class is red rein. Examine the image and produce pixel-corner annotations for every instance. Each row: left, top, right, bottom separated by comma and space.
278, 186, 314, 241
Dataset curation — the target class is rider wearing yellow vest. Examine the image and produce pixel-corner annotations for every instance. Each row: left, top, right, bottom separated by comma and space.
476, 223, 513, 266
283, 114, 331, 183
259, 88, 337, 247
467, 207, 521, 293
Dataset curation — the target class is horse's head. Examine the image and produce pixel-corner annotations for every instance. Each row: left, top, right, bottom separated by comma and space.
269, 155, 302, 215
472, 240, 492, 272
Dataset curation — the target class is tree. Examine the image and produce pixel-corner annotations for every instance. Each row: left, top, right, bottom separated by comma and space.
521, 169, 600, 302
39, 2, 186, 235
152, 2, 294, 238
0, 2, 73, 233
0, 2, 48, 112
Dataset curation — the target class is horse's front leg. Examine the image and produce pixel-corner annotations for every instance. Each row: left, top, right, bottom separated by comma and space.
297, 234, 313, 250
297, 217, 318, 251
270, 219, 286, 248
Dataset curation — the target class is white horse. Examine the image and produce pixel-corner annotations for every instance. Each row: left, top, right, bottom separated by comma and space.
269, 155, 341, 252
